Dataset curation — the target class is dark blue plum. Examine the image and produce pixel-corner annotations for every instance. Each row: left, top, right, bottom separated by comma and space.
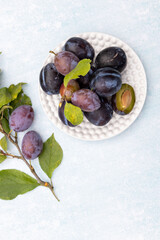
40, 63, 64, 95
64, 37, 95, 61
95, 47, 127, 72
84, 99, 113, 126
58, 101, 75, 127
77, 66, 96, 89
90, 67, 122, 98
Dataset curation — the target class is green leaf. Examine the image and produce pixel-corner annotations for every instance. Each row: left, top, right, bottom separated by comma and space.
0, 88, 12, 108
0, 105, 12, 114
8, 83, 26, 101
10, 91, 32, 113
0, 52, 1, 72
0, 106, 12, 121
0, 118, 10, 133
39, 134, 63, 179
0, 169, 40, 200
0, 136, 7, 151
2, 108, 9, 121
0, 83, 27, 114
64, 59, 91, 87
0, 155, 6, 163
64, 102, 83, 125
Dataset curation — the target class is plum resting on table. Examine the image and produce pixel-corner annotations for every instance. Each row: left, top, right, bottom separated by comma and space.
21, 131, 43, 160
9, 105, 34, 132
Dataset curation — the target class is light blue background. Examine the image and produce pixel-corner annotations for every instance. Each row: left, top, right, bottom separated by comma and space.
0, 1, 160, 240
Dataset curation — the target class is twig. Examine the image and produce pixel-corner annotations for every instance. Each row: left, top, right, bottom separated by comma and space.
14, 132, 18, 144
0, 150, 22, 159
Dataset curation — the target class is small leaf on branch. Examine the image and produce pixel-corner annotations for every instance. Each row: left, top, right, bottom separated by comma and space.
64, 59, 91, 87
39, 134, 63, 179
8, 83, 26, 101
64, 102, 83, 125
0, 105, 12, 114
0, 155, 6, 164
10, 91, 32, 113
0, 88, 12, 108
0, 118, 10, 133
2, 108, 10, 121
0, 136, 7, 151
0, 52, 1, 73
0, 105, 12, 119
0, 169, 40, 200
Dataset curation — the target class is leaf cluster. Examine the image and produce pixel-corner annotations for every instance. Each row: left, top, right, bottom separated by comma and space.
0, 60, 63, 201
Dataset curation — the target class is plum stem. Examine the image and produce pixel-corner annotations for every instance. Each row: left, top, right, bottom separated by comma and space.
49, 50, 57, 56
0, 123, 60, 202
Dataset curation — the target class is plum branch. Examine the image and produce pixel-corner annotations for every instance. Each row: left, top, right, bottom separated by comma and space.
0, 122, 59, 201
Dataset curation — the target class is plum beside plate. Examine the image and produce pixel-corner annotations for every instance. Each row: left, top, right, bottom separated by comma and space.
39, 32, 147, 141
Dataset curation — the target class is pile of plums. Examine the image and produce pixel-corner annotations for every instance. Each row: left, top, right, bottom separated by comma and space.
40, 37, 135, 127
9, 105, 43, 159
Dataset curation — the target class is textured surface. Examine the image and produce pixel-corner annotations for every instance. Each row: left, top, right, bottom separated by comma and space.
39, 32, 147, 140
0, 0, 160, 240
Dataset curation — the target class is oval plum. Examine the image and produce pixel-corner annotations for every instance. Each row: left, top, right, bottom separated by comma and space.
9, 105, 34, 132
71, 89, 101, 112
21, 131, 43, 160
90, 67, 122, 98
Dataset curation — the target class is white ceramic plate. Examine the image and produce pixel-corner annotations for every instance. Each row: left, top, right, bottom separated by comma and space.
39, 32, 147, 141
